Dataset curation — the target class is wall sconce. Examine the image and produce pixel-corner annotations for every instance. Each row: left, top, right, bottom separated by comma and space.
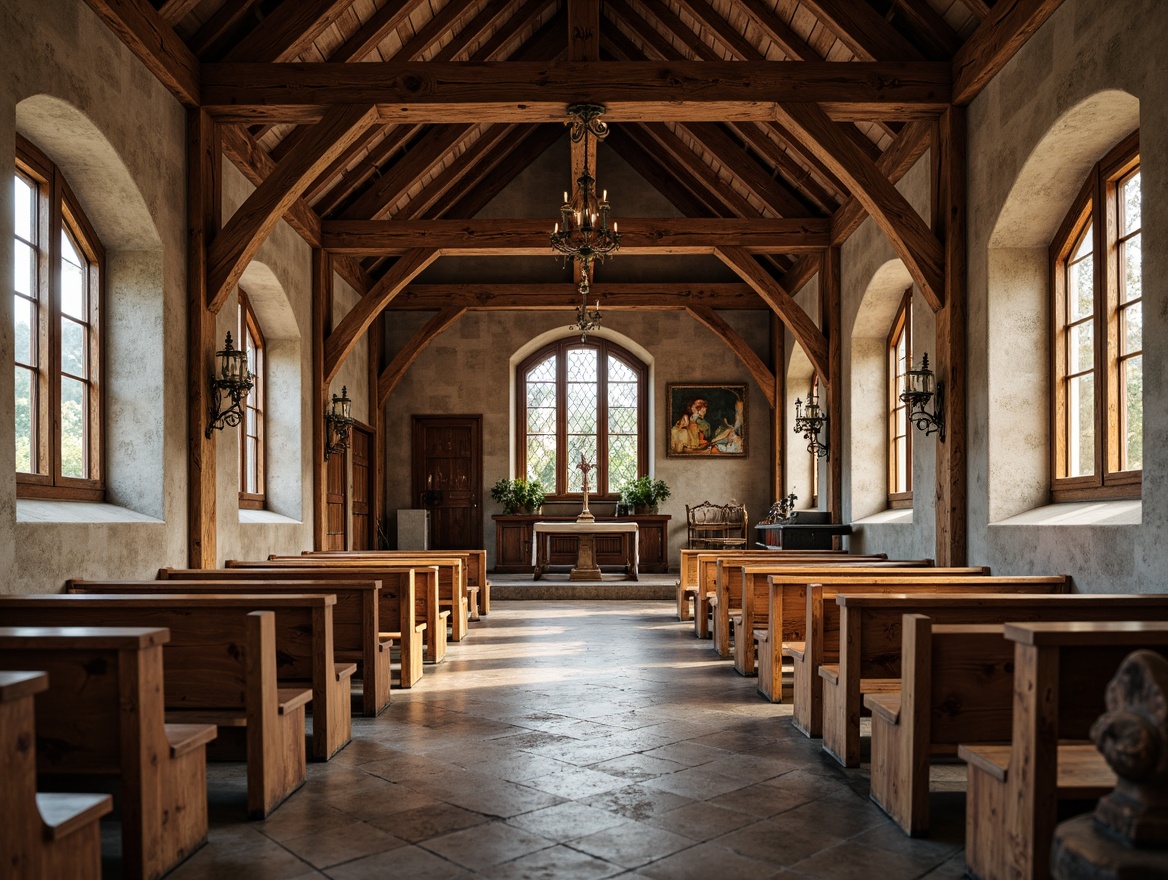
900, 352, 945, 441
205, 331, 254, 438
793, 391, 829, 458
324, 386, 353, 461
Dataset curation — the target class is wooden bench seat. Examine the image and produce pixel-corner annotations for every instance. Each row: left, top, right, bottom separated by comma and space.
959, 621, 1168, 879
153, 572, 393, 715
2, 670, 113, 880
0, 593, 351, 763
0, 627, 215, 880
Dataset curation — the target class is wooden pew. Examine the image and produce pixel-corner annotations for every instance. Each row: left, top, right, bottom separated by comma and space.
0, 627, 216, 880
41, 591, 310, 818
224, 561, 429, 685
154, 572, 391, 716
787, 576, 1070, 739
960, 621, 1168, 880
280, 552, 468, 642
0, 594, 352, 762
1, 670, 113, 880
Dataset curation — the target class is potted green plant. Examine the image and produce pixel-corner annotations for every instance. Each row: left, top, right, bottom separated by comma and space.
618, 475, 671, 515
490, 478, 546, 514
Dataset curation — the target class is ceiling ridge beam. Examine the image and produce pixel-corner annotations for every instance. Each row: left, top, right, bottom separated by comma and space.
952, 0, 1066, 105
208, 104, 379, 311
80, 0, 199, 105
687, 305, 777, 407
378, 307, 467, 406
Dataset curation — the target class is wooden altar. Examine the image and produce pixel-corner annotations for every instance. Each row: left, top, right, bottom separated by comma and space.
532, 521, 638, 581
492, 514, 670, 573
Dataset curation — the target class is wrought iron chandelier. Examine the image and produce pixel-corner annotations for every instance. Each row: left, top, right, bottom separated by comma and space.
205, 331, 255, 438
551, 103, 620, 341
899, 352, 945, 440
793, 389, 829, 458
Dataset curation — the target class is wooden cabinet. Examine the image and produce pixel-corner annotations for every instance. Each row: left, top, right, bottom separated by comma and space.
493, 515, 671, 573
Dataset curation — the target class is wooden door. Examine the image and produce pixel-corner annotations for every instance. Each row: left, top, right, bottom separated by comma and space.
350, 423, 373, 550
412, 416, 482, 550
325, 448, 347, 550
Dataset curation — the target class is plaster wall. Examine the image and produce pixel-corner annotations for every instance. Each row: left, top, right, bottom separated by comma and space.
965, 0, 1166, 590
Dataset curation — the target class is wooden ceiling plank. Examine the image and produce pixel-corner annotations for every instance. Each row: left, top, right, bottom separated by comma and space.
387, 283, 764, 310
887, 0, 963, 57
953, 0, 992, 19
736, 0, 818, 59
223, 0, 358, 63
671, 0, 764, 63
797, 0, 925, 61
391, 0, 481, 62
325, 248, 440, 383
627, 0, 721, 60
638, 123, 760, 220
431, 2, 516, 61
729, 122, 843, 210
208, 104, 380, 312
714, 245, 828, 381
157, 0, 201, 25
199, 60, 954, 124
469, 0, 554, 61
321, 217, 831, 254
311, 124, 422, 216
188, 0, 262, 59
392, 125, 519, 220
329, 0, 427, 62
687, 305, 776, 407
953, 0, 1066, 105
80, 0, 200, 105
775, 106, 943, 308
377, 307, 467, 405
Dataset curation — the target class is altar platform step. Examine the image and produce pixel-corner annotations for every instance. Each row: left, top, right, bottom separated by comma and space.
490, 572, 674, 600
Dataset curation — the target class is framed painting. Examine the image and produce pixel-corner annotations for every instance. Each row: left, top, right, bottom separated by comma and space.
666, 384, 747, 457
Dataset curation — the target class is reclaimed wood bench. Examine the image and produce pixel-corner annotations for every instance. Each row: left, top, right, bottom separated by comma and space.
154, 572, 391, 716
0, 626, 216, 880
960, 621, 1168, 880
1, 670, 113, 880
0, 593, 352, 762
225, 561, 429, 685
787, 576, 1070, 740
47, 590, 311, 817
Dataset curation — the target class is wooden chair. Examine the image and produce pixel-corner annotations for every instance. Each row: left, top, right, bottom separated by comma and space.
686, 501, 748, 551
0, 627, 216, 880
1, 670, 112, 880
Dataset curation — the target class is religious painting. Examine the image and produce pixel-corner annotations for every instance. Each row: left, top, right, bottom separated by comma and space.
666, 384, 747, 457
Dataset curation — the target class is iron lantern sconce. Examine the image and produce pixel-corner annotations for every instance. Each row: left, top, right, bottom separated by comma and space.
205, 331, 254, 438
324, 386, 353, 461
793, 391, 829, 458
900, 352, 945, 441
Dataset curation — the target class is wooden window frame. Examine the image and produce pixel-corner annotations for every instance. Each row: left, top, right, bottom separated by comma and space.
887, 289, 913, 509
15, 135, 104, 501
237, 288, 265, 509
1050, 130, 1141, 501
517, 338, 648, 499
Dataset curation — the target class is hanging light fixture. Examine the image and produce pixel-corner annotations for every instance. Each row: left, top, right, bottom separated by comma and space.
900, 352, 945, 440
324, 386, 353, 461
551, 103, 620, 342
205, 331, 255, 438
793, 389, 829, 458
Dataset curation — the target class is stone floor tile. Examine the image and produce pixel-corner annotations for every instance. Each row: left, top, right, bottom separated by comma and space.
636, 841, 786, 880
421, 820, 552, 870
439, 778, 567, 818
639, 740, 729, 767
716, 814, 845, 866
505, 801, 629, 841
268, 820, 407, 870
480, 844, 625, 879
588, 752, 686, 782
707, 780, 820, 818
582, 783, 699, 821
570, 819, 697, 869
166, 828, 322, 880
518, 763, 632, 799
640, 763, 750, 800
786, 837, 949, 879
643, 800, 760, 840
366, 802, 491, 843
323, 844, 472, 880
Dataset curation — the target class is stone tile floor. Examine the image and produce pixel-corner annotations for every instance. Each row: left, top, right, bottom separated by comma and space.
163, 600, 969, 879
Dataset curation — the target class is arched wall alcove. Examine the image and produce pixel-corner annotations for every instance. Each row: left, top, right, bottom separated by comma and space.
15, 93, 166, 518
785, 343, 817, 509
985, 89, 1141, 522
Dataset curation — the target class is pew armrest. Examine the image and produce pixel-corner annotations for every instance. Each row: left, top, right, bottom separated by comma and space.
865, 692, 901, 724
37, 792, 113, 841
165, 722, 218, 758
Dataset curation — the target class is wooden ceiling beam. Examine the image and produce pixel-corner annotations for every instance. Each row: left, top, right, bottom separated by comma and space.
310, 124, 422, 217
393, 124, 521, 221
208, 104, 379, 312
714, 246, 828, 382
775, 103, 943, 309
726, 122, 842, 214
733, 0, 818, 60
188, 0, 261, 59
953, 0, 1067, 105
321, 217, 832, 255
329, 0, 429, 63
223, 0, 357, 63
80, 0, 199, 105
797, 0, 925, 61
953, 0, 992, 19
467, 0, 555, 62
386, 283, 765, 310
157, 0, 201, 25
199, 60, 953, 124
687, 305, 776, 407
377, 307, 467, 406
887, 0, 962, 57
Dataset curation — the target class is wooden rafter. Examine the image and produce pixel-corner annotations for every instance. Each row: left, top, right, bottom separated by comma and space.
198, 61, 953, 125
798, 0, 925, 61
188, 0, 261, 59
329, 0, 429, 63
773, 102, 945, 310
311, 125, 423, 217
377, 308, 468, 406
954, 0, 993, 19
714, 246, 828, 382
686, 306, 776, 407
321, 217, 831, 255
726, 123, 842, 214
439, 125, 565, 219
208, 104, 379, 311
953, 0, 1067, 105
387, 283, 763, 310
222, 0, 357, 63
887, 0, 962, 57
157, 0, 201, 25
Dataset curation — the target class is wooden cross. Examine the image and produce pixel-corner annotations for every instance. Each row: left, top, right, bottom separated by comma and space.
576, 454, 596, 522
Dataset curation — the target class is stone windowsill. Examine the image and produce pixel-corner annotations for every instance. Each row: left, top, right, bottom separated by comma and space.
17, 499, 163, 524
854, 508, 913, 525
994, 499, 1141, 527
239, 508, 302, 526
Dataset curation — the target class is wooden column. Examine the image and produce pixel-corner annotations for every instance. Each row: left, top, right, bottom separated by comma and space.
771, 313, 786, 502
312, 249, 332, 550
186, 109, 218, 567
369, 311, 384, 549
821, 246, 843, 522
934, 107, 968, 565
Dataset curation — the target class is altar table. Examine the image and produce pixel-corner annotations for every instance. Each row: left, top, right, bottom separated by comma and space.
532, 522, 639, 581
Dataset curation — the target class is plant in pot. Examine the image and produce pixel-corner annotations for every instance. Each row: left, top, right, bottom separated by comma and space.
618, 475, 671, 515
490, 478, 546, 514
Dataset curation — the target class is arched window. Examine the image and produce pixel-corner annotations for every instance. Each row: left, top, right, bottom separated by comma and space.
888, 289, 912, 508
518, 338, 647, 497
14, 135, 103, 499
238, 288, 265, 508
1050, 131, 1141, 499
